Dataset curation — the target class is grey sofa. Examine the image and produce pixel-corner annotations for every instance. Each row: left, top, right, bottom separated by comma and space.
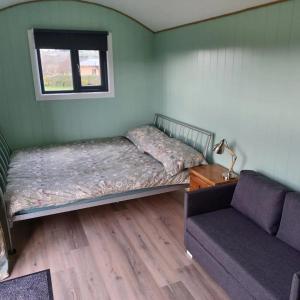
184, 170, 300, 300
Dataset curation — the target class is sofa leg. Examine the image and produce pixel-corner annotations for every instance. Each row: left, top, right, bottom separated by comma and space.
186, 250, 193, 259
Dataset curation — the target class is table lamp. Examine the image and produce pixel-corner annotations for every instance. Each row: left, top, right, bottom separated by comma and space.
213, 139, 237, 180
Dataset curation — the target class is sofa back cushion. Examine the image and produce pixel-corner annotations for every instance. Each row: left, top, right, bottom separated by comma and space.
277, 192, 300, 252
231, 170, 287, 235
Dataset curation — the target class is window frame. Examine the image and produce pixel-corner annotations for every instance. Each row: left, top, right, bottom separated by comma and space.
28, 29, 115, 101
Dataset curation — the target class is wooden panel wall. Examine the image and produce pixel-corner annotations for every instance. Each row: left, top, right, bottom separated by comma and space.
0, 1, 154, 149
154, 0, 300, 189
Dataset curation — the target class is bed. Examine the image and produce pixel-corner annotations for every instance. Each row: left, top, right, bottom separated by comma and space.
0, 114, 213, 252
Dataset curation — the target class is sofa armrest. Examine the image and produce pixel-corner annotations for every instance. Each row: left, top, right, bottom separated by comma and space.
290, 272, 300, 300
184, 183, 237, 219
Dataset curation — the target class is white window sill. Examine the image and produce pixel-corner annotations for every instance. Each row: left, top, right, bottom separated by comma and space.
36, 90, 115, 101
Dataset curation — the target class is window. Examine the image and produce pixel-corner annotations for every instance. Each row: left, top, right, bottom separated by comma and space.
28, 29, 115, 100
78, 50, 101, 87
40, 49, 74, 92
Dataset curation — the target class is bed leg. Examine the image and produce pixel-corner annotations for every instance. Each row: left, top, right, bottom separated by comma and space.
2, 219, 15, 255
7, 222, 15, 255
0, 203, 16, 255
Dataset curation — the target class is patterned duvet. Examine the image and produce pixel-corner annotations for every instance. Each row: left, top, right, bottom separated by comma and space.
4, 137, 188, 217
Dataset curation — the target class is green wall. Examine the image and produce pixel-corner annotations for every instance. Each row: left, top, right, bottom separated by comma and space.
0, 1, 154, 149
154, 0, 300, 188
1, 0, 300, 188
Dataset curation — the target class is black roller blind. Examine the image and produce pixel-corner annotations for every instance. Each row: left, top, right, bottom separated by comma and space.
34, 29, 108, 51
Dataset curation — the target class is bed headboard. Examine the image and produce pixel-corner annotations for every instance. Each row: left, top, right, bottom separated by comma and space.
153, 114, 213, 159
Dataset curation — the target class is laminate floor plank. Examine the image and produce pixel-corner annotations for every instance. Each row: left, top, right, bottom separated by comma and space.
114, 202, 179, 287
51, 268, 82, 300
66, 247, 111, 300
127, 200, 189, 270
177, 264, 230, 300
8, 192, 229, 300
106, 214, 167, 300
162, 281, 195, 300
79, 207, 143, 300
145, 193, 186, 245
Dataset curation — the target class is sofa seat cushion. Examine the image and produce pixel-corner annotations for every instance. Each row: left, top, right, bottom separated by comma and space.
277, 192, 300, 252
186, 208, 300, 300
231, 170, 287, 235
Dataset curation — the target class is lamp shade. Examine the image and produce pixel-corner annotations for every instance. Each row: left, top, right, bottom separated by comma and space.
213, 139, 226, 154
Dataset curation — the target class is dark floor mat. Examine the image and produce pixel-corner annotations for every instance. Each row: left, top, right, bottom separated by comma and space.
0, 269, 53, 300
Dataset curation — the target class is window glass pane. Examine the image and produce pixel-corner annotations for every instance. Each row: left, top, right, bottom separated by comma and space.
79, 50, 101, 87
40, 49, 73, 92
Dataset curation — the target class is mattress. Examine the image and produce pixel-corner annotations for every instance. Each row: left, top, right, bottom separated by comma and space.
4, 137, 188, 217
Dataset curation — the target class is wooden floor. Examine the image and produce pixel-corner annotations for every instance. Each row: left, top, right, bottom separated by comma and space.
8, 191, 229, 300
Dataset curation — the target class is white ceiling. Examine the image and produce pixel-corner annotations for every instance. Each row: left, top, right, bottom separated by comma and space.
0, 0, 280, 32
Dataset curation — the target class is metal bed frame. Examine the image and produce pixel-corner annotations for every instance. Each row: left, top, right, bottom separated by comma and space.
0, 113, 213, 253
154, 114, 212, 158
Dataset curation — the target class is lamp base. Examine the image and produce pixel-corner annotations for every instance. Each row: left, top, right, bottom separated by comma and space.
222, 171, 238, 181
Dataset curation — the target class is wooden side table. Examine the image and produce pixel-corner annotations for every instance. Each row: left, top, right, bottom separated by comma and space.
189, 164, 238, 191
